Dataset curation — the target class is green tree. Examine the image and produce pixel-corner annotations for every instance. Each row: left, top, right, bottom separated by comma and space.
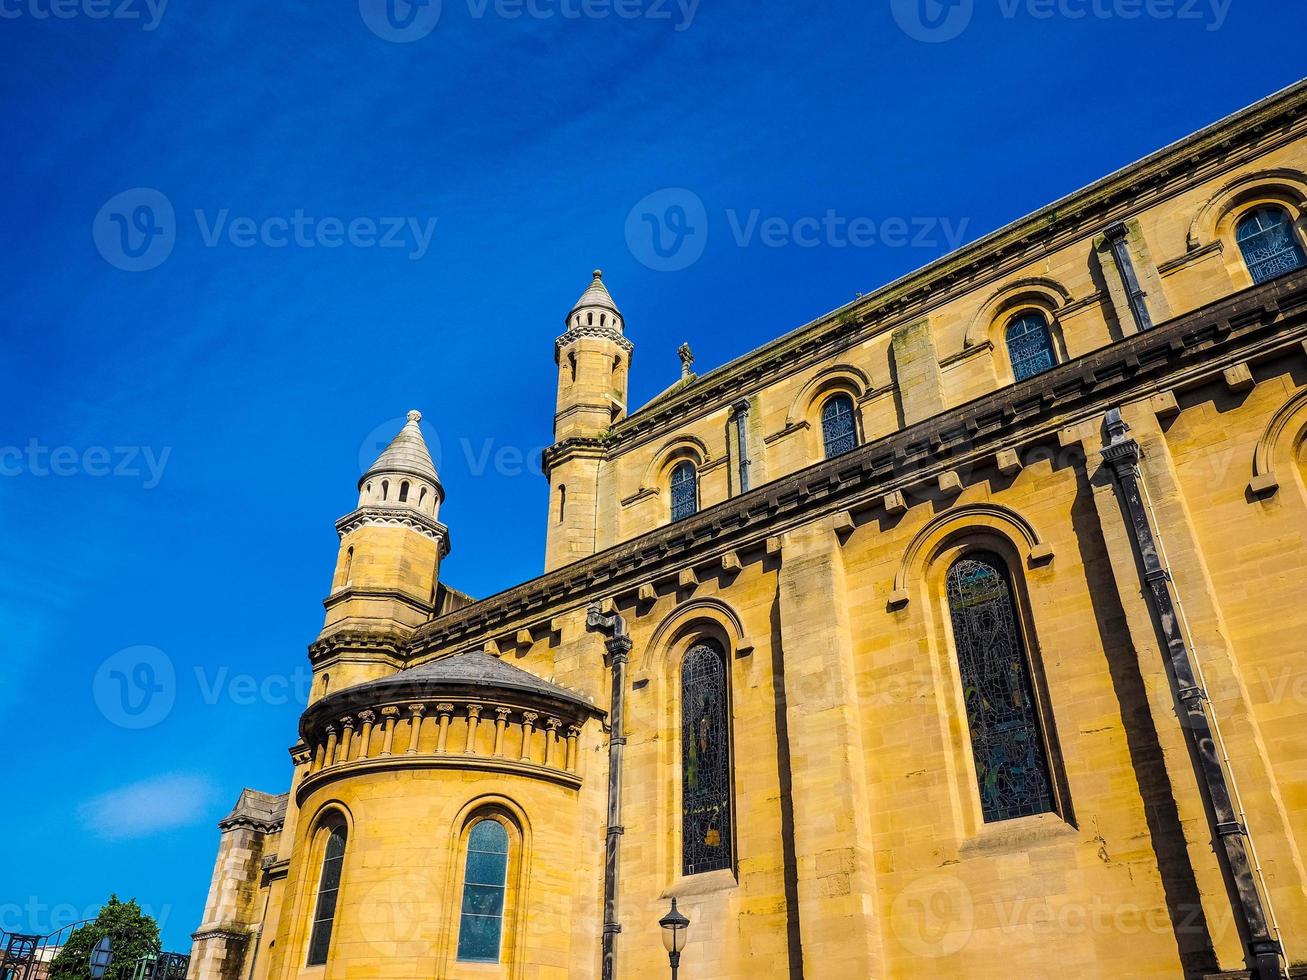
47, 895, 160, 980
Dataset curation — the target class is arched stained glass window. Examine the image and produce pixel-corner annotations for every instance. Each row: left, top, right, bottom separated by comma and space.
670, 461, 698, 522
946, 552, 1055, 823
305, 822, 347, 966
1005, 312, 1056, 382
681, 639, 732, 876
457, 819, 510, 963
1237, 206, 1306, 284
821, 394, 857, 458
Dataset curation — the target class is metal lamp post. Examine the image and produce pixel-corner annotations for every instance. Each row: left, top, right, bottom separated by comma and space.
658, 898, 690, 979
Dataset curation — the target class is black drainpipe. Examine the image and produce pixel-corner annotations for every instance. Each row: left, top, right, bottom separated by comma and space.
586, 603, 631, 980
1101, 409, 1284, 980
1103, 221, 1155, 333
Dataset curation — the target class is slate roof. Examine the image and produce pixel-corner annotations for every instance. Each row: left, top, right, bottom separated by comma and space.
322, 651, 602, 717
219, 788, 288, 831
569, 269, 622, 318
360, 410, 440, 488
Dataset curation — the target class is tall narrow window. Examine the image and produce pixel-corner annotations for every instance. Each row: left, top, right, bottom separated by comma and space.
821, 394, 857, 458
558, 485, 567, 523
457, 819, 510, 963
306, 822, 347, 966
670, 461, 698, 521
1237, 206, 1306, 284
946, 552, 1055, 822
398, 481, 409, 503
1005, 312, 1056, 382
681, 639, 732, 876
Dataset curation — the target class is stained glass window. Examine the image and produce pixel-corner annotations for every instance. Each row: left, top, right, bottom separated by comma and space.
1237, 206, 1306, 284
670, 461, 698, 522
946, 552, 1055, 823
457, 819, 510, 963
681, 639, 732, 876
1006, 312, 1056, 382
821, 394, 857, 458
306, 822, 347, 966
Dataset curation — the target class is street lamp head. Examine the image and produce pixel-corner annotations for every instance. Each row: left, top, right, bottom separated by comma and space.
659, 897, 691, 954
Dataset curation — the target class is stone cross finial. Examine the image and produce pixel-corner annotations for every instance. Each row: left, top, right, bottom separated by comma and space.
678, 343, 695, 379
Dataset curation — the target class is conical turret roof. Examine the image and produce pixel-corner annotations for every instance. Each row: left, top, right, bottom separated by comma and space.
568, 269, 622, 319
360, 410, 441, 490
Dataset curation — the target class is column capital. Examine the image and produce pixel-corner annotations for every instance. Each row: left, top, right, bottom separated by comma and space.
436, 702, 455, 715
407, 703, 426, 718
357, 709, 376, 725
495, 707, 512, 721
339, 715, 355, 730
380, 706, 401, 718
466, 704, 484, 720
545, 716, 562, 731
522, 711, 539, 725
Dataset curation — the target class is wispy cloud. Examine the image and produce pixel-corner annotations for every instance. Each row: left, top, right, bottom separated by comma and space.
78, 774, 216, 841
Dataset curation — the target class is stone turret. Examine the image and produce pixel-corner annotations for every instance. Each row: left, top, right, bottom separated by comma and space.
544, 271, 633, 571
313, 411, 450, 698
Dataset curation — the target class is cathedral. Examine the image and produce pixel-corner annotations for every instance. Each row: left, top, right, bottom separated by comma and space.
190, 80, 1307, 980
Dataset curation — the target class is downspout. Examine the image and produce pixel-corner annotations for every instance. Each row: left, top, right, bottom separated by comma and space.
1100, 408, 1284, 980
1103, 221, 1155, 332
586, 603, 631, 980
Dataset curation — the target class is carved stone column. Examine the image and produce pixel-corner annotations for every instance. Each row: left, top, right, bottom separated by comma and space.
493, 707, 511, 757
544, 717, 562, 768
465, 704, 483, 754
566, 725, 581, 773
436, 703, 454, 753
323, 724, 338, 768
405, 703, 426, 755
520, 711, 538, 761
356, 710, 376, 761
337, 717, 355, 763
379, 706, 400, 756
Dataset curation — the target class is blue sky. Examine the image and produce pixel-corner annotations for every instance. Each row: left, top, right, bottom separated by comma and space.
0, 0, 1301, 951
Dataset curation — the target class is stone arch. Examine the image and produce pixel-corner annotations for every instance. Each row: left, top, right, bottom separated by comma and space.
1187, 167, 1307, 250
962, 277, 1074, 352
1250, 386, 1307, 497
637, 435, 711, 496
785, 364, 873, 461
784, 363, 873, 427
439, 794, 532, 976
891, 503, 1052, 604
640, 596, 751, 675
289, 800, 355, 968
639, 598, 742, 884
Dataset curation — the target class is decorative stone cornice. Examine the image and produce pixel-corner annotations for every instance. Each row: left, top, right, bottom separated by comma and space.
555, 325, 634, 361
190, 928, 250, 945
335, 506, 451, 554
594, 81, 1307, 454
541, 436, 609, 478
308, 627, 410, 666
409, 270, 1307, 658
